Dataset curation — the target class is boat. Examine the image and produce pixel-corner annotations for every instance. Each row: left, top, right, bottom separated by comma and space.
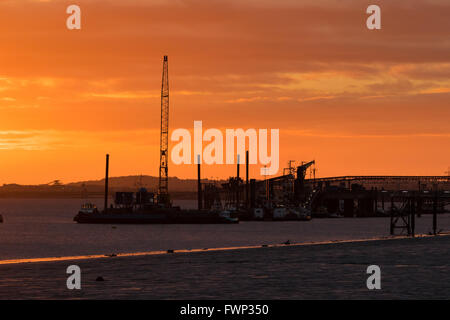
272, 205, 312, 221
227, 206, 255, 221
80, 202, 98, 214
272, 206, 288, 220
327, 212, 343, 218
73, 190, 239, 225
74, 209, 238, 224
253, 208, 265, 220
289, 207, 312, 221
312, 206, 328, 218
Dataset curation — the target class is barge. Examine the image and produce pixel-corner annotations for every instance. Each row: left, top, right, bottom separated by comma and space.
73, 191, 238, 225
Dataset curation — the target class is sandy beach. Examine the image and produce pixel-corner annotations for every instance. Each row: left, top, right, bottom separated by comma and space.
0, 234, 449, 299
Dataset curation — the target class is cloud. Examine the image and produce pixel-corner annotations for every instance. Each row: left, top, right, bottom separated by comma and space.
0, 130, 53, 150
0, 129, 160, 150
0, 0, 449, 180
283, 129, 450, 139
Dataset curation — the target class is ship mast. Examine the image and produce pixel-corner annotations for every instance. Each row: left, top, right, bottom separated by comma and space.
158, 56, 170, 206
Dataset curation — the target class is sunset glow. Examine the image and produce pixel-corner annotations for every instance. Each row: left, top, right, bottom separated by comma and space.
1, 0, 449, 184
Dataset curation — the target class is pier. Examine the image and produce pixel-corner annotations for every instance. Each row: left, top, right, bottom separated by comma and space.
207, 159, 450, 223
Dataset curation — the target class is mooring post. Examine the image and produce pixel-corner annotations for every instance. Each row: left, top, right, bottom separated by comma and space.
433, 191, 438, 235
250, 179, 256, 209
406, 198, 411, 236
245, 150, 249, 209
390, 195, 394, 235
104, 154, 109, 213
410, 194, 415, 237
236, 154, 240, 209
417, 181, 422, 217
197, 154, 202, 210
374, 187, 378, 214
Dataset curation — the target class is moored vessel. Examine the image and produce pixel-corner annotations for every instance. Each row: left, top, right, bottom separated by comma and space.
73, 189, 238, 224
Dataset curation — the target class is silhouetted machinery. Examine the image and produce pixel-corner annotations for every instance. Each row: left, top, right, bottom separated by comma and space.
115, 192, 134, 207
294, 160, 315, 203
114, 189, 156, 209
158, 55, 170, 207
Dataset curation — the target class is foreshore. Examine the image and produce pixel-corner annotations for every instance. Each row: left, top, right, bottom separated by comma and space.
0, 233, 449, 299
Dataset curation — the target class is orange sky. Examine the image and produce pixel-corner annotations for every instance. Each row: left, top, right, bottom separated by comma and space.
0, 0, 449, 184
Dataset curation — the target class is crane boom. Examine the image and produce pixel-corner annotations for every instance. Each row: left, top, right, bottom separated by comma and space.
297, 160, 315, 180
158, 55, 170, 206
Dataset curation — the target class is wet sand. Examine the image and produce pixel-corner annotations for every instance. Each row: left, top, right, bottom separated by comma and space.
0, 234, 449, 299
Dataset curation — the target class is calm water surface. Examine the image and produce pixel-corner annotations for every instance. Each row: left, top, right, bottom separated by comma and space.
0, 198, 449, 260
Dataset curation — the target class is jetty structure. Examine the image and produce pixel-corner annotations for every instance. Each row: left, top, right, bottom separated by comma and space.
210, 157, 450, 228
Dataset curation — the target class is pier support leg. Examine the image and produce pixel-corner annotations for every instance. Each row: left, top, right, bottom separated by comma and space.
197, 155, 202, 210
390, 196, 394, 235
410, 196, 415, 238
374, 188, 378, 215
246, 150, 249, 209
104, 154, 109, 213
250, 179, 256, 209
236, 155, 240, 209
433, 192, 438, 235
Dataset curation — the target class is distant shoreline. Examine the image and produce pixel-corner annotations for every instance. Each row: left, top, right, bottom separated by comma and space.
0, 175, 223, 200
0, 191, 198, 200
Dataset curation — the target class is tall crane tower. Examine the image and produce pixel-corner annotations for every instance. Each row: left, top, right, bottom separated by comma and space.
158, 56, 170, 206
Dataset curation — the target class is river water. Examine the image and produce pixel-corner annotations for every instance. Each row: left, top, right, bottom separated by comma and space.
0, 198, 449, 260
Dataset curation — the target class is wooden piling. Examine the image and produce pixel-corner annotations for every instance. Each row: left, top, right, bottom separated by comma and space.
104, 154, 109, 213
